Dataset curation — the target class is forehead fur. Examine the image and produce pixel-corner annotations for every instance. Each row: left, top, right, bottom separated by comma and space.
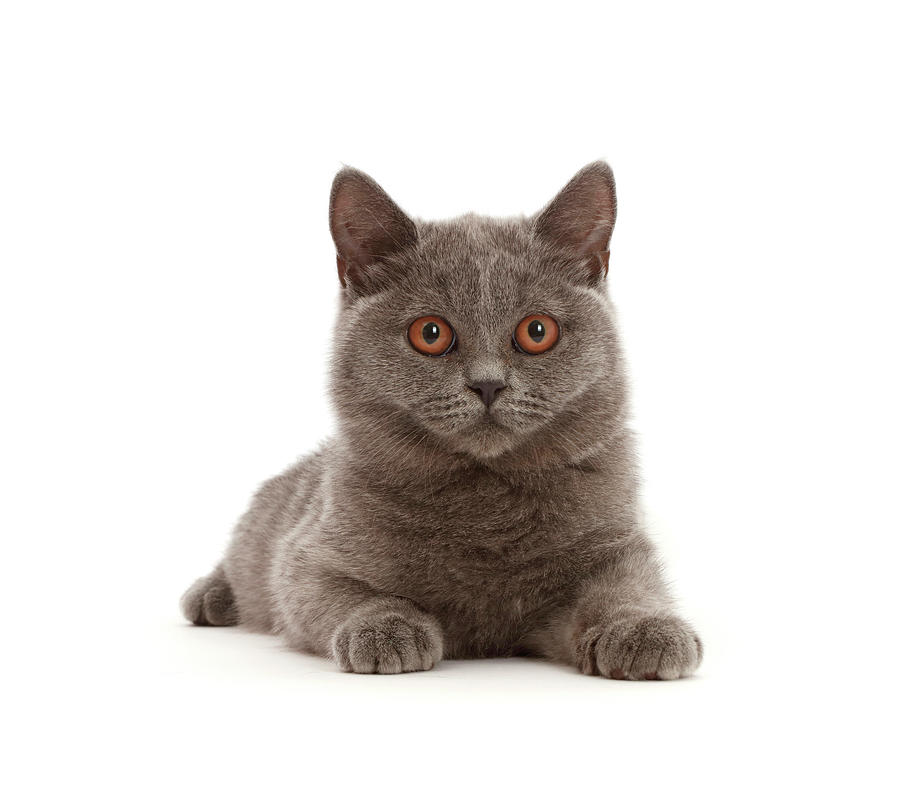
380, 214, 592, 316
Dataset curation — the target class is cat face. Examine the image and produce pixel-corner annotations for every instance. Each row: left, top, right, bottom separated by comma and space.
328, 164, 626, 463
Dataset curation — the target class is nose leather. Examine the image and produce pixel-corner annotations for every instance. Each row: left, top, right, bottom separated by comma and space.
468, 379, 506, 407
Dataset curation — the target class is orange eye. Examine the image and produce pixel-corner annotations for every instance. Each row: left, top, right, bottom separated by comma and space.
408, 315, 456, 356
513, 314, 560, 355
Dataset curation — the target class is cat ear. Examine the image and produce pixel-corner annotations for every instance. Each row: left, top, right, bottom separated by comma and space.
533, 161, 617, 280
329, 167, 418, 292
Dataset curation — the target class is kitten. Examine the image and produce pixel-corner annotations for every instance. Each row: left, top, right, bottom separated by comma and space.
181, 162, 703, 679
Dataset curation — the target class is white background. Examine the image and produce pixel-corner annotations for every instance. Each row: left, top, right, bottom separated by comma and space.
2, 1, 898, 806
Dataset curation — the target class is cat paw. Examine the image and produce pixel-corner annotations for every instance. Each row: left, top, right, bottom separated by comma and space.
579, 613, 702, 681
332, 610, 444, 674
180, 571, 238, 626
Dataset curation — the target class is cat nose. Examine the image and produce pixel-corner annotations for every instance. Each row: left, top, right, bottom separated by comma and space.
467, 379, 506, 408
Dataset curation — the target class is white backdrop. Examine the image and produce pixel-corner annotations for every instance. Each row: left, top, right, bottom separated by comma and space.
2, 1, 898, 806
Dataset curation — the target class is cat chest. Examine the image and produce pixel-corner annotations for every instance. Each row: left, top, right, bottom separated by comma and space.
367, 490, 590, 607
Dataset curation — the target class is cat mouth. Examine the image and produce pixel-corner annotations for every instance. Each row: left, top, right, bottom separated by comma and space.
473, 410, 519, 440
417, 401, 530, 459
476, 408, 517, 432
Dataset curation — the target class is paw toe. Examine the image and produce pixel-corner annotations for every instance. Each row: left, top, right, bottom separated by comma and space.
202, 586, 238, 626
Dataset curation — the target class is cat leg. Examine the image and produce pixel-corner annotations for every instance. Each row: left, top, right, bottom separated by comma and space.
180, 563, 239, 627
530, 540, 702, 680
275, 569, 444, 674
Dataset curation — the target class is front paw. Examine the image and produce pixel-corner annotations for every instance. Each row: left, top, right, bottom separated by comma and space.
579, 613, 703, 681
332, 609, 444, 674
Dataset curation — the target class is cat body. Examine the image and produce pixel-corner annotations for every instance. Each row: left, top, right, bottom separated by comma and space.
182, 164, 703, 679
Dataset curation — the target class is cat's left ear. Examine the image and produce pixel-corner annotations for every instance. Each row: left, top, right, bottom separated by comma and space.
329, 167, 418, 293
533, 161, 617, 281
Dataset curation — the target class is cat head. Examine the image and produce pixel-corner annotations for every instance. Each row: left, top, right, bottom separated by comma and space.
327, 163, 628, 469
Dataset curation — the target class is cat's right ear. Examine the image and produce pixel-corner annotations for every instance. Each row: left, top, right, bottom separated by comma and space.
329, 168, 418, 293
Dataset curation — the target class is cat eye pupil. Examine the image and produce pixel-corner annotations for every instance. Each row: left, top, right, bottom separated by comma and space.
422, 322, 440, 344
528, 320, 545, 342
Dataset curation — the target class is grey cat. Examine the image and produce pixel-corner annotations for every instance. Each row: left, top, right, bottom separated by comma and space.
181, 162, 703, 679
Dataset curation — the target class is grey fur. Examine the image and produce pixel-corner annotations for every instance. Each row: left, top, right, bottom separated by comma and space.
182, 162, 702, 679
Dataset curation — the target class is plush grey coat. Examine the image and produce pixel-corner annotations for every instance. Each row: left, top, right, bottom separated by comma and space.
182, 162, 702, 679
